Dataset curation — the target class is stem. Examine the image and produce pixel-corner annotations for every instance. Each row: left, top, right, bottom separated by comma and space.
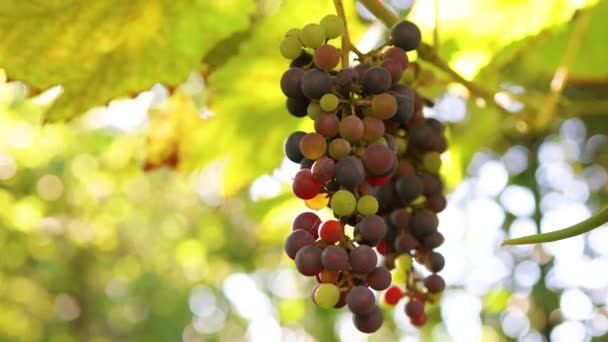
534, 8, 591, 130
433, 0, 439, 51
502, 204, 608, 245
333, 0, 350, 68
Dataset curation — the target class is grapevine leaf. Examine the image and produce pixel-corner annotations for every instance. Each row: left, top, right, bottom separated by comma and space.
0, 0, 254, 122
502, 204, 608, 245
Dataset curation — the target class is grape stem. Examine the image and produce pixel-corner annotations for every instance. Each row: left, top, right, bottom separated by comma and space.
502, 204, 608, 245
333, 0, 350, 68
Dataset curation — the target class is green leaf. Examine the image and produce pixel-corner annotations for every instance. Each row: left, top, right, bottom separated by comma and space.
0, 0, 255, 122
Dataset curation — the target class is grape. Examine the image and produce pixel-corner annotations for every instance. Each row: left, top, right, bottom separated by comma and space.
290, 51, 313, 68
353, 305, 383, 333
300, 23, 326, 48
334, 156, 365, 188
313, 283, 340, 308
373, 180, 400, 214
408, 123, 435, 150
318, 220, 344, 244
321, 245, 349, 271
420, 173, 443, 195
405, 298, 424, 318
358, 182, 374, 196
311, 157, 335, 182
285, 28, 300, 38
390, 21, 421, 51
286, 97, 309, 117
338, 115, 364, 143
367, 267, 392, 291
356, 215, 387, 246
426, 118, 445, 133
362, 67, 391, 94
284, 229, 315, 259
357, 195, 379, 216
318, 269, 340, 283
362, 144, 394, 176
346, 286, 375, 315
354, 63, 371, 79
300, 158, 314, 169
393, 93, 415, 124
320, 93, 339, 112
320, 14, 344, 39
381, 59, 403, 85
410, 312, 428, 327
426, 251, 445, 272
280, 36, 302, 59
335, 67, 359, 97
383, 46, 408, 69
305, 193, 330, 211
330, 189, 356, 216
362, 117, 385, 143
384, 133, 397, 153
432, 134, 448, 153
292, 169, 322, 200
411, 209, 438, 237
328, 138, 351, 159
280, 68, 305, 98
314, 44, 340, 71
389, 208, 410, 229
292, 211, 322, 238
426, 194, 447, 213
295, 245, 323, 276
424, 274, 445, 293
423, 152, 442, 174
307, 102, 322, 120
395, 175, 423, 202
396, 159, 415, 176
299, 132, 327, 160
422, 231, 444, 249
394, 232, 418, 253
384, 286, 403, 305
314, 114, 339, 139
370, 93, 397, 120
349, 245, 377, 274
283, 131, 306, 163
301, 69, 332, 100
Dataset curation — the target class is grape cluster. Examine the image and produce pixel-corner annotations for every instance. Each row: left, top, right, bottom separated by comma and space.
280, 15, 447, 333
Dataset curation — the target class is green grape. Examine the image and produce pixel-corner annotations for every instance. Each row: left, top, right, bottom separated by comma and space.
357, 195, 379, 216
328, 138, 351, 159
371, 137, 388, 147
320, 93, 339, 112
285, 28, 301, 38
300, 24, 326, 48
371, 93, 397, 120
395, 137, 408, 155
280, 37, 302, 59
423, 152, 441, 174
307, 102, 322, 120
320, 14, 344, 39
396, 254, 413, 270
330, 190, 356, 216
314, 283, 340, 308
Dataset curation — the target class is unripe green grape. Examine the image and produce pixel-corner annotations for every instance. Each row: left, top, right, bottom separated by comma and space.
328, 138, 351, 159
314, 283, 340, 308
307, 102, 322, 120
396, 137, 408, 155
320, 14, 344, 39
371, 93, 398, 120
357, 195, 379, 216
320, 93, 339, 112
285, 28, 301, 38
330, 190, 356, 216
300, 24, 326, 48
371, 137, 387, 147
280, 37, 302, 59
423, 152, 441, 174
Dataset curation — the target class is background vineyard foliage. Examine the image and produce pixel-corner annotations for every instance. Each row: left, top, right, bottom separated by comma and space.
0, 0, 607, 341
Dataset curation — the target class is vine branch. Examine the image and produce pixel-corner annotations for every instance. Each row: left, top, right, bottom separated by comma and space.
333, 0, 350, 68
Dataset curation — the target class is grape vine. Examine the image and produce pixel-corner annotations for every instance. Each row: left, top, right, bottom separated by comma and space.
279, 9, 448, 333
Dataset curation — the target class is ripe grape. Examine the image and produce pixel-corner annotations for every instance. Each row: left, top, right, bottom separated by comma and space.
319, 220, 344, 244
408, 122, 435, 150
335, 67, 358, 96
384, 286, 403, 305
396, 159, 415, 176
390, 21, 421, 51
292, 169, 322, 200
286, 97, 309, 117
346, 286, 376, 315
353, 305, 383, 333
395, 175, 423, 202
394, 232, 418, 253
313, 283, 340, 308
362, 144, 394, 177
314, 114, 339, 139
334, 156, 365, 188
280, 36, 302, 59
424, 274, 445, 293
320, 93, 339, 112
283, 131, 306, 163
422, 231, 444, 249
321, 245, 349, 271
284, 229, 315, 260
280, 68, 305, 98
328, 138, 351, 159
362, 67, 392, 94
389, 208, 410, 229
292, 211, 322, 238
420, 173, 443, 195
320, 14, 344, 39
295, 245, 323, 276
299, 132, 327, 160
339, 115, 364, 143
311, 156, 335, 182
410, 209, 438, 237
349, 245, 377, 274
371, 93, 398, 120
410, 312, 428, 327
290, 51, 313, 68
405, 298, 424, 318
301, 69, 332, 100
300, 158, 314, 169
357, 195, 379, 216
426, 251, 445, 272
426, 194, 447, 213
314, 44, 340, 71
383, 46, 409, 69
318, 269, 340, 283
393, 93, 415, 124
330, 189, 357, 216
367, 266, 392, 291
300, 24, 326, 48
362, 116, 385, 143
381, 59, 404, 85
356, 215, 387, 246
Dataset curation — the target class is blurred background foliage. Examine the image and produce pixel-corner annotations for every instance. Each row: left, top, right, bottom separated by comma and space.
0, 0, 607, 341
